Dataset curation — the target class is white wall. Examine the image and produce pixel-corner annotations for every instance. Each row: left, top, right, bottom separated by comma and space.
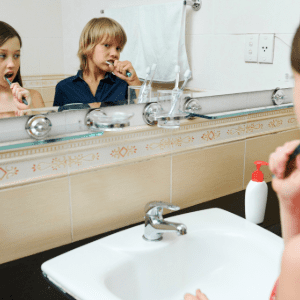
0, 0, 64, 76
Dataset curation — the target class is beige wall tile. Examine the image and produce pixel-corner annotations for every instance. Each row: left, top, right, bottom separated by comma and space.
41, 87, 55, 106
172, 141, 245, 208
70, 155, 171, 241
244, 129, 300, 188
0, 178, 71, 264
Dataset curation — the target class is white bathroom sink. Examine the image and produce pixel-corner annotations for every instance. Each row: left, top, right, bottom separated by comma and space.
41, 208, 284, 300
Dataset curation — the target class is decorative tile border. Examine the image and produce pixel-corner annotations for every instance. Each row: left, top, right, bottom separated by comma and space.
0, 107, 298, 188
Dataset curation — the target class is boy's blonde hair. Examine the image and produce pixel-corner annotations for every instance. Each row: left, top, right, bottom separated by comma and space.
78, 17, 127, 72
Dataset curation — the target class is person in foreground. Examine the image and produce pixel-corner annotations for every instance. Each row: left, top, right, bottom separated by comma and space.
0, 21, 44, 118
185, 24, 300, 300
53, 17, 141, 108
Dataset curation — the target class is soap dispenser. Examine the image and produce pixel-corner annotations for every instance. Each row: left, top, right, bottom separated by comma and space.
245, 161, 269, 224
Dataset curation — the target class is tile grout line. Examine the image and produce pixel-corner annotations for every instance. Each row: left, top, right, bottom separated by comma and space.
243, 138, 247, 190
68, 175, 74, 242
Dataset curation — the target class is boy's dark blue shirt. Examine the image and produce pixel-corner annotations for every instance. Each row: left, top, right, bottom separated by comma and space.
53, 70, 130, 107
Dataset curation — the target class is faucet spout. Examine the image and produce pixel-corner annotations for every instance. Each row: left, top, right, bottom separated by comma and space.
151, 220, 187, 235
143, 201, 187, 241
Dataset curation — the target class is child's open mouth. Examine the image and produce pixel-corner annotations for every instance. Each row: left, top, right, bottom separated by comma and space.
106, 60, 115, 66
4, 72, 14, 81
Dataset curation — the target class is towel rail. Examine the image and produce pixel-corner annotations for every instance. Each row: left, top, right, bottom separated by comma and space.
185, 0, 202, 11
100, 0, 202, 14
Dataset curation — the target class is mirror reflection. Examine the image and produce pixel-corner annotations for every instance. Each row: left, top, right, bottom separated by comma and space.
0, 17, 142, 120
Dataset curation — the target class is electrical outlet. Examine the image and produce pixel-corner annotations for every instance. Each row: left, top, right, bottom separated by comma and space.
258, 34, 275, 64
244, 34, 259, 63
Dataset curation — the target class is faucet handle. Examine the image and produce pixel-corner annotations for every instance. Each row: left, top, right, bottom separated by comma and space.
145, 201, 180, 217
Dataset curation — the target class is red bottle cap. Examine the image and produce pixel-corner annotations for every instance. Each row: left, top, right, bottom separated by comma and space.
252, 161, 269, 182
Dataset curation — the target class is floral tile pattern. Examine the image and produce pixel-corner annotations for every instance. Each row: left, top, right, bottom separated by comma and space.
0, 166, 19, 181
110, 146, 137, 159
201, 130, 221, 141
146, 136, 194, 151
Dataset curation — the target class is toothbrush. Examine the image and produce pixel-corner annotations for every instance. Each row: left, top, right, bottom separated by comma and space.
138, 66, 151, 103
179, 69, 192, 92
4, 75, 28, 105
147, 64, 157, 88
106, 61, 132, 77
283, 143, 300, 178
174, 65, 180, 90
168, 69, 192, 116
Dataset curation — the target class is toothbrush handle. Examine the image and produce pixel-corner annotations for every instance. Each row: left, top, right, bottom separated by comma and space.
284, 144, 300, 178
22, 97, 28, 106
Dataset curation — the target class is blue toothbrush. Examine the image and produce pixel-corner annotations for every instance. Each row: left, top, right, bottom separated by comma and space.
4, 75, 28, 105
284, 144, 300, 178
106, 61, 132, 77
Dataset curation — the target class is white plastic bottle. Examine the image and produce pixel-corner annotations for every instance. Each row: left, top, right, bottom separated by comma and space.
245, 161, 268, 224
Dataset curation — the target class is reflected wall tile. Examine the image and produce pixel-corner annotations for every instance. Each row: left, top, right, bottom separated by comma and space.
41, 87, 55, 106
214, 0, 275, 34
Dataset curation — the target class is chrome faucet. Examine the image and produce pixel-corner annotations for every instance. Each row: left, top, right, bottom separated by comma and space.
143, 201, 187, 241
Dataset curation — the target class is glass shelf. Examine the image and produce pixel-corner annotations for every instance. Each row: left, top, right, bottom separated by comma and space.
0, 132, 104, 152
189, 103, 294, 119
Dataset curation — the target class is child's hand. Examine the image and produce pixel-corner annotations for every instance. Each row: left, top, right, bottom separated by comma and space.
10, 82, 31, 110
269, 140, 300, 208
269, 140, 300, 179
112, 60, 141, 85
184, 289, 209, 300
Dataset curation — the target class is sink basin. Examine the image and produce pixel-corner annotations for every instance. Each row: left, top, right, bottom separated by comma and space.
41, 208, 284, 300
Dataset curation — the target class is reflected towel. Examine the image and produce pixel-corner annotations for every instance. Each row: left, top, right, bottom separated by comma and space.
104, 1, 190, 82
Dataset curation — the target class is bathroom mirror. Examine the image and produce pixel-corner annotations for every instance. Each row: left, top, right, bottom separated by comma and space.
0, 0, 296, 119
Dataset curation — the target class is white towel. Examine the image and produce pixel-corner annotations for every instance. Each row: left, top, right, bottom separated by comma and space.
104, 2, 190, 82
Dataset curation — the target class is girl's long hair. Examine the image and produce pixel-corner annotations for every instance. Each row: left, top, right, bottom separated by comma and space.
0, 21, 23, 86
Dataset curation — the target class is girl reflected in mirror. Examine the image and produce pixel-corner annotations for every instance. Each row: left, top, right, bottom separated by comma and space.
0, 21, 44, 118
53, 17, 141, 108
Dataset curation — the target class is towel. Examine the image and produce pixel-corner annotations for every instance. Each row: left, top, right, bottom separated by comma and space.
104, 1, 190, 82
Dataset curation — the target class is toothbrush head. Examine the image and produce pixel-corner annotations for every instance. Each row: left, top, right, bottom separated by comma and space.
184, 69, 192, 80
146, 67, 151, 75
175, 65, 180, 73
4, 75, 12, 86
151, 64, 157, 71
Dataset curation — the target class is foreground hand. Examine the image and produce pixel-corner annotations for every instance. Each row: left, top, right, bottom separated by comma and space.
184, 289, 209, 300
269, 140, 300, 208
10, 82, 31, 110
111, 60, 141, 85
269, 140, 300, 179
